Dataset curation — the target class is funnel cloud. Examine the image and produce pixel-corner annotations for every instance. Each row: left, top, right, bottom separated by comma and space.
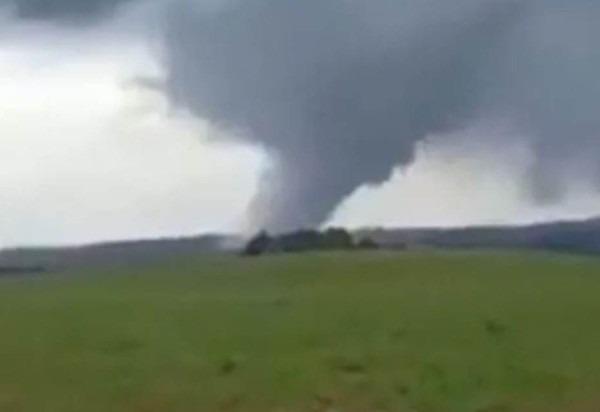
8, 0, 600, 232
164, 0, 600, 230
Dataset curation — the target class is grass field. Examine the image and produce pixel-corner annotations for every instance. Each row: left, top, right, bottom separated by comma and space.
1, 251, 600, 411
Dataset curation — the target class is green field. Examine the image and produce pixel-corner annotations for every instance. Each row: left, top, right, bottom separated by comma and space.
1, 251, 600, 411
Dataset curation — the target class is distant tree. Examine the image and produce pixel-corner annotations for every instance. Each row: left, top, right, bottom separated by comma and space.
356, 237, 379, 250
244, 227, 373, 256
321, 228, 354, 250
279, 230, 321, 252
242, 231, 272, 256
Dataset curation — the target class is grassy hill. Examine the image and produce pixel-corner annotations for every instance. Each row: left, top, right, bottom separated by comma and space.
0, 234, 239, 272
3, 217, 600, 274
1, 251, 600, 411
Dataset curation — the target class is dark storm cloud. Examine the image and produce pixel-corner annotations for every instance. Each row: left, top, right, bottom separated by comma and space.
9, 0, 600, 230
164, 0, 600, 230
9, 0, 135, 22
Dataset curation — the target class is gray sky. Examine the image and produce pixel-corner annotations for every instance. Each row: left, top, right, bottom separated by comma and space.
1, 0, 599, 246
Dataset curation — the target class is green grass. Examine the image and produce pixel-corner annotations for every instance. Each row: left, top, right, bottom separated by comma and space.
1, 251, 600, 411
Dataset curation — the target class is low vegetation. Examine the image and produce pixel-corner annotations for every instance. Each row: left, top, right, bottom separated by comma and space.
0, 251, 599, 411
243, 228, 379, 256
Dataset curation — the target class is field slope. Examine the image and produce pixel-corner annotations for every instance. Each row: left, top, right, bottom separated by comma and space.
1, 252, 600, 411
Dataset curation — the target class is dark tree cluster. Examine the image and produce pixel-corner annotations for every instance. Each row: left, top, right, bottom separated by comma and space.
243, 231, 272, 256
242, 228, 378, 256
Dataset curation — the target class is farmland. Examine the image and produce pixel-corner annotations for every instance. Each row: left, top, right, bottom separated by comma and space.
0, 251, 599, 411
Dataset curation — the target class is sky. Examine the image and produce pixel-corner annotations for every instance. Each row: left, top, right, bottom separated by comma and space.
1, 0, 599, 247
0, 4, 264, 246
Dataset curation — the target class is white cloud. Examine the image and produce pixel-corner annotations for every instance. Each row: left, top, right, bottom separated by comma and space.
0, 28, 265, 247
329, 123, 600, 229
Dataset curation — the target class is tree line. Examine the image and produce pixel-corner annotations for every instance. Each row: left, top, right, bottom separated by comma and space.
243, 228, 379, 256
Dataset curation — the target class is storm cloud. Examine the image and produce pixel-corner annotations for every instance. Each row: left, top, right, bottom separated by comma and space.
8, 0, 600, 232
7, 0, 135, 22
163, 0, 600, 231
